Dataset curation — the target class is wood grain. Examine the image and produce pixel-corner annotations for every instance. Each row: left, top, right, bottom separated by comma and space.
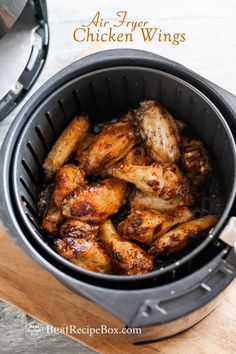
0, 223, 235, 353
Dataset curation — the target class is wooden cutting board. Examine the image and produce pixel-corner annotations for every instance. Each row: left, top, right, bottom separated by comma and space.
0, 223, 235, 353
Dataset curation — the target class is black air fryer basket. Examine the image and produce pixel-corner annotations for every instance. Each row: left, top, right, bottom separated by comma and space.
0, 50, 236, 334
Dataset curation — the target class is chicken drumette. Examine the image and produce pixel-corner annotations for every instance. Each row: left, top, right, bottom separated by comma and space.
100, 219, 153, 275
54, 237, 112, 273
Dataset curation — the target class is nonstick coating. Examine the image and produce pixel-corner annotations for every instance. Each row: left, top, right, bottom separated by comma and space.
10, 65, 236, 284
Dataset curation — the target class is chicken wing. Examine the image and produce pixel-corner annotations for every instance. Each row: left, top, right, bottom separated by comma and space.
118, 207, 194, 245
42, 164, 85, 233
54, 237, 112, 273
60, 219, 99, 239
108, 162, 192, 203
148, 215, 218, 257
121, 146, 152, 166
61, 178, 127, 224
181, 137, 212, 185
100, 219, 153, 275
43, 114, 89, 180
130, 190, 189, 210
135, 100, 180, 162
78, 113, 136, 174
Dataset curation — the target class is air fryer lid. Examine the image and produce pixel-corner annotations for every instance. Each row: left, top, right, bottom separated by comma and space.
0, 0, 48, 121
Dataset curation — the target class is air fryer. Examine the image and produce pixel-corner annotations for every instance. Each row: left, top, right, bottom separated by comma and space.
0, 49, 236, 342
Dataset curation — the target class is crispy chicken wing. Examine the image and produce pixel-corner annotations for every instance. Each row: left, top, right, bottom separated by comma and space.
60, 219, 99, 239
135, 100, 180, 162
108, 162, 192, 203
43, 114, 89, 180
54, 237, 112, 273
61, 178, 127, 224
148, 215, 218, 257
78, 113, 135, 174
181, 137, 212, 185
118, 207, 194, 245
100, 219, 153, 275
42, 164, 85, 233
130, 190, 189, 210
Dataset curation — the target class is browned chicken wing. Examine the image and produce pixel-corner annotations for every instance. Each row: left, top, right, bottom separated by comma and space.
78, 113, 135, 174
43, 114, 89, 180
42, 164, 85, 233
54, 237, 112, 273
60, 219, 99, 239
148, 215, 218, 257
118, 207, 194, 245
100, 219, 153, 275
135, 100, 180, 162
181, 137, 212, 185
108, 162, 192, 203
130, 190, 189, 210
61, 178, 127, 224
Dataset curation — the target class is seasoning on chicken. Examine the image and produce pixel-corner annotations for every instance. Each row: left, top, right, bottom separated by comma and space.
42, 164, 85, 233
181, 137, 212, 185
61, 178, 127, 224
121, 146, 152, 166
130, 190, 189, 211
148, 215, 218, 257
135, 100, 180, 162
100, 219, 153, 275
54, 237, 112, 274
118, 207, 194, 245
78, 113, 135, 174
60, 219, 99, 239
108, 162, 192, 203
43, 114, 89, 180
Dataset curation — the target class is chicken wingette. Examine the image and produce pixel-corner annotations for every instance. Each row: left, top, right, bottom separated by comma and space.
148, 215, 218, 257
61, 178, 127, 224
181, 137, 212, 186
54, 237, 112, 273
100, 219, 153, 275
43, 114, 89, 180
42, 164, 85, 233
118, 207, 194, 245
108, 162, 192, 203
130, 190, 189, 210
135, 100, 180, 162
78, 113, 136, 174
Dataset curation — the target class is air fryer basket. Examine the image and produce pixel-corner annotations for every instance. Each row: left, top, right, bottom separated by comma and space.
1, 50, 236, 329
